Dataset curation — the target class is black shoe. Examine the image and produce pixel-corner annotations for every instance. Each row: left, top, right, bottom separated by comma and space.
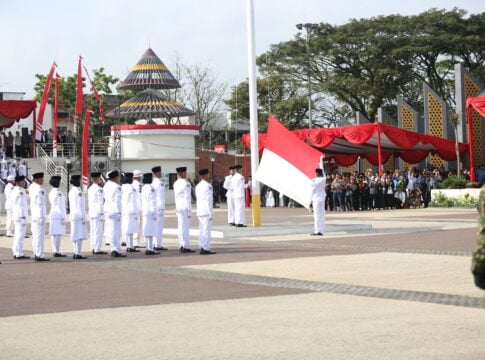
73, 254, 87, 260
53, 253, 67, 257
34, 256, 50, 262
13, 255, 30, 260
145, 250, 160, 255
105, 243, 110, 246
179, 247, 195, 253
126, 247, 141, 253
121, 242, 127, 247
236, 224, 247, 228
200, 249, 216, 255
154, 246, 168, 251
310, 232, 323, 236
111, 251, 127, 258
229, 223, 236, 226
92, 250, 108, 255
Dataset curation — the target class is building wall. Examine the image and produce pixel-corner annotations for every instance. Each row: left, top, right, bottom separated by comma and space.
196, 150, 251, 179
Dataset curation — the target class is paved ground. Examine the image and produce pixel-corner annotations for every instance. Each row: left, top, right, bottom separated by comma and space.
0, 207, 484, 359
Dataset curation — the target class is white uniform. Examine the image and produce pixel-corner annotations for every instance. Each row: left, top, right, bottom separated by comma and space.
173, 178, 192, 249
1, 159, 8, 179
11, 185, 28, 257
88, 183, 104, 252
48, 187, 66, 254
141, 183, 158, 251
18, 163, 27, 177
4, 182, 15, 236
152, 177, 165, 248
104, 180, 122, 253
265, 190, 275, 207
122, 183, 140, 249
196, 179, 213, 251
311, 176, 326, 234
69, 186, 88, 255
29, 182, 47, 258
8, 159, 17, 177
223, 174, 234, 224
231, 172, 247, 225
132, 178, 143, 246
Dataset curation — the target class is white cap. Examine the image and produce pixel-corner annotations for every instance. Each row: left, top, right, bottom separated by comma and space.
7, 175, 14, 181
133, 170, 142, 178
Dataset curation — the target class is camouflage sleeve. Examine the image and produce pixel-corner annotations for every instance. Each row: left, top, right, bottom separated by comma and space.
471, 185, 485, 289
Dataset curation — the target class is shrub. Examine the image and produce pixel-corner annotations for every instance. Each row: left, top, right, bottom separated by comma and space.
430, 192, 478, 208
438, 176, 468, 189
466, 182, 482, 188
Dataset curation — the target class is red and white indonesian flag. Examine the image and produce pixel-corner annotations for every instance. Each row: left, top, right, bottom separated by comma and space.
256, 116, 324, 209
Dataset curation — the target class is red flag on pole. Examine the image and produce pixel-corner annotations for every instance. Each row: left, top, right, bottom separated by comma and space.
52, 72, 60, 158
36, 63, 56, 141
75, 56, 83, 117
83, 65, 106, 123
82, 106, 93, 191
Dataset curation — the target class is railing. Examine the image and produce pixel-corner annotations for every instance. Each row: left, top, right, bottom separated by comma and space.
35, 144, 69, 189
36, 142, 109, 157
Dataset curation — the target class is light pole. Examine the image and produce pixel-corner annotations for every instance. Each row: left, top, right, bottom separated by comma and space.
296, 23, 318, 129
210, 154, 215, 179
65, 158, 72, 213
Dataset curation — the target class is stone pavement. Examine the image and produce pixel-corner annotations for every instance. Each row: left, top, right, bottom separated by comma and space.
0, 207, 484, 359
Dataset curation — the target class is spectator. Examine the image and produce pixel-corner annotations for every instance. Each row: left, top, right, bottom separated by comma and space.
6, 131, 14, 158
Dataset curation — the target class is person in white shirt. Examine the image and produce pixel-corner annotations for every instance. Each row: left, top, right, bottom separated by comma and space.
230, 165, 247, 227
4, 175, 15, 237
1, 158, 9, 180
48, 176, 67, 257
173, 166, 194, 253
29, 172, 49, 261
8, 158, 17, 177
132, 170, 143, 247
151, 166, 167, 251
104, 170, 126, 258
196, 168, 215, 255
310, 168, 326, 236
11, 175, 29, 259
88, 172, 106, 255
265, 190, 275, 207
69, 175, 88, 259
141, 172, 160, 255
122, 173, 141, 253
18, 161, 27, 177
223, 166, 235, 226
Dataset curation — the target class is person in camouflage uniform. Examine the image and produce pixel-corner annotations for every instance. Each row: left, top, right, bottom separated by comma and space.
472, 184, 485, 289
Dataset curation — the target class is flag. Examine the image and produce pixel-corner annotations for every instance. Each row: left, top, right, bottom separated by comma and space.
75, 55, 83, 116
83, 65, 106, 123
52, 72, 60, 158
81, 106, 93, 191
255, 116, 324, 208
36, 63, 56, 141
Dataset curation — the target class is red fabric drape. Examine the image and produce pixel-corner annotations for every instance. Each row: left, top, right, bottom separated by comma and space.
36, 63, 56, 141
84, 65, 106, 123
53, 73, 60, 158
75, 56, 83, 116
467, 96, 485, 117
0, 100, 37, 120
82, 106, 92, 191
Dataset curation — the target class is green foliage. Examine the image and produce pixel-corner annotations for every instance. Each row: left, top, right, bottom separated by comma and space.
438, 176, 468, 189
430, 192, 478, 208
466, 182, 482, 188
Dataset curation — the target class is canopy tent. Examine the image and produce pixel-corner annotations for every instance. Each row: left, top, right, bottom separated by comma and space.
0, 100, 37, 129
241, 121, 468, 174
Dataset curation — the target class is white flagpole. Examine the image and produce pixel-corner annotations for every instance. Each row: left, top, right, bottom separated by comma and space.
247, 0, 261, 226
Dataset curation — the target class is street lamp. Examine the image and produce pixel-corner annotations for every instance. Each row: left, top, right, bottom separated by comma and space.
210, 154, 216, 179
296, 23, 318, 129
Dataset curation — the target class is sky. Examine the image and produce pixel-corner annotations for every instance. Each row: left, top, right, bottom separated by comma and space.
0, 0, 483, 98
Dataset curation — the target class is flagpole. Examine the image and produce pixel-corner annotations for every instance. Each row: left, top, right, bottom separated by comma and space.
247, 0, 261, 226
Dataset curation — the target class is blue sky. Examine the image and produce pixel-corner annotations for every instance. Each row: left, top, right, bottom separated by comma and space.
1, 0, 483, 97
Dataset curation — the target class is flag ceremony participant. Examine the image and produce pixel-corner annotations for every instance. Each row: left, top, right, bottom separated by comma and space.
152, 166, 167, 251
122, 172, 140, 253
173, 166, 194, 253
141, 172, 159, 255
132, 170, 143, 247
69, 175, 88, 259
4, 175, 15, 237
104, 170, 126, 257
223, 166, 235, 226
29, 172, 49, 261
1, 157, 8, 181
311, 168, 326, 236
195, 169, 215, 255
48, 176, 67, 257
11, 175, 29, 259
88, 172, 106, 255
231, 165, 247, 227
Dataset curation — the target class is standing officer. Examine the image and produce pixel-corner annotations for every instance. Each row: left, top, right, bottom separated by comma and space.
472, 184, 485, 289
231, 165, 247, 227
11, 175, 29, 259
29, 172, 49, 261
4, 174, 15, 237
104, 170, 126, 257
122, 172, 140, 253
48, 176, 67, 257
310, 168, 326, 236
141, 172, 159, 255
173, 166, 194, 253
69, 175, 88, 259
88, 172, 106, 255
132, 170, 143, 248
152, 166, 167, 251
223, 166, 235, 226
196, 169, 215, 255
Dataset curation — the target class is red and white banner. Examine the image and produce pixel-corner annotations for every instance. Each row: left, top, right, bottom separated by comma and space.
52, 72, 60, 158
255, 116, 324, 208
36, 63, 56, 141
75, 56, 83, 124
81, 106, 93, 191
83, 65, 106, 123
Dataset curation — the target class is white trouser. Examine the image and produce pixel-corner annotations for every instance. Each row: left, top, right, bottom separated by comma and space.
233, 197, 245, 225
198, 215, 212, 250
144, 237, 153, 251
177, 210, 191, 249
51, 235, 62, 254
6, 209, 14, 236
134, 213, 143, 246
313, 199, 325, 234
90, 217, 104, 252
106, 216, 122, 253
12, 219, 27, 257
31, 218, 46, 258
72, 239, 84, 255
155, 212, 165, 247
227, 196, 235, 224
125, 234, 134, 249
